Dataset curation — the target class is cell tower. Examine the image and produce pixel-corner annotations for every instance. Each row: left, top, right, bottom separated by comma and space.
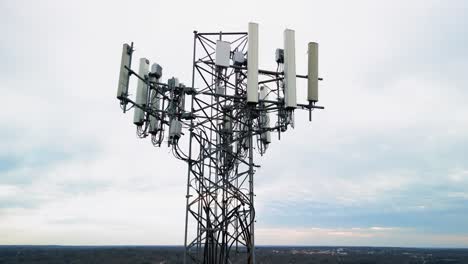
115, 22, 323, 264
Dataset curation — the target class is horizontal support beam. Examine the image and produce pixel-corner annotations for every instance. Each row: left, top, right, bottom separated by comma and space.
196, 32, 248, 36
297, 103, 325, 110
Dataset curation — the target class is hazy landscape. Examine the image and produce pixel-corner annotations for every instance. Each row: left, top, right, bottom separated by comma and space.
1, 246, 468, 264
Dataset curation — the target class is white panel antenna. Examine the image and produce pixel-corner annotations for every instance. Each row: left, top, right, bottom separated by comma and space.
117, 43, 131, 99
247, 22, 259, 104
307, 42, 319, 102
133, 58, 150, 125
284, 29, 297, 109
215, 41, 231, 68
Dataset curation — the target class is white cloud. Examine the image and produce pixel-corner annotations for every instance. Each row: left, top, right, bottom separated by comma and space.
1, 0, 468, 246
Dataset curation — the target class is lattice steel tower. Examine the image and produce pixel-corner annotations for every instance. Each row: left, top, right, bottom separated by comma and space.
115, 22, 323, 264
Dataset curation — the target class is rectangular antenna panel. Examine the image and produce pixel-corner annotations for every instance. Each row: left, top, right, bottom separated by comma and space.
149, 88, 160, 134
117, 43, 131, 99
133, 58, 150, 125
284, 29, 297, 108
307, 42, 319, 102
148, 63, 162, 133
247, 22, 259, 103
259, 86, 271, 143
215, 41, 231, 68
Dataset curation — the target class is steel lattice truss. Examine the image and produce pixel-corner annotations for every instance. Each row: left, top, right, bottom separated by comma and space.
116, 27, 323, 264
184, 32, 256, 264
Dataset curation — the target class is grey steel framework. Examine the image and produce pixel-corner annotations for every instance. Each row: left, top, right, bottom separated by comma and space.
116, 28, 323, 264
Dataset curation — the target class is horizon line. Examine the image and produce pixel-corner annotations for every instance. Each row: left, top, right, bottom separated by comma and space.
0, 245, 466, 250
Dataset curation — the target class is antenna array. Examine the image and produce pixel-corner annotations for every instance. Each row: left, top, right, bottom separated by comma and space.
115, 22, 323, 264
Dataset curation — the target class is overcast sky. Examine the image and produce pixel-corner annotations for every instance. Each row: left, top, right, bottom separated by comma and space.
1, 0, 468, 247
